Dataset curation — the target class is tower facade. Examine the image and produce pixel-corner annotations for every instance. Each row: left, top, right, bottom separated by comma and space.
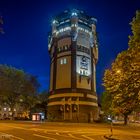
48, 9, 99, 122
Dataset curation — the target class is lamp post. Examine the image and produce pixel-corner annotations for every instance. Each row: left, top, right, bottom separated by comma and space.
116, 70, 121, 74
109, 69, 121, 137
76, 97, 79, 122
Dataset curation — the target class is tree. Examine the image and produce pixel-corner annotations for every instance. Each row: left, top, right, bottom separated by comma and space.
101, 91, 113, 117
32, 90, 49, 119
17, 75, 40, 118
0, 65, 39, 119
129, 10, 140, 49
128, 10, 140, 101
103, 10, 140, 125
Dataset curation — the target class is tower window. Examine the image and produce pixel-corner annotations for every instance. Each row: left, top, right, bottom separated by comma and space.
71, 24, 77, 27
63, 58, 67, 64
64, 45, 68, 50
60, 58, 67, 65
60, 59, 63, 65
83, 70, 85, 75
58, 47, 60, 52
71, 12, 77, 16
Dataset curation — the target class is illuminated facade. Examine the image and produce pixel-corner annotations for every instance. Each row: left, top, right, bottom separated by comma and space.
48, 9, 99, 122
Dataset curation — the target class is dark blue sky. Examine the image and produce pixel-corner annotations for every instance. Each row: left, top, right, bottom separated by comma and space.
0, 0, 140, 94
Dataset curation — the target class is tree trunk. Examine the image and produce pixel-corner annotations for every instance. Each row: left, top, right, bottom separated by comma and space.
124, 114, 128, 125
11, 109, 15, 120
10, 105, 15, 120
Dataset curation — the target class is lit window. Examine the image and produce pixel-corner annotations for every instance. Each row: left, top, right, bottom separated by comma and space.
3, 108, 6, 111
84, 22, 87, 25
78, 27, 90, 34
60, 59, 63, 65
60, 28, 64, 32
52, 20, 57, 24
53, 29, 56, 33
85, 29, 88, 33
60, 58, 67, 65
71, 12, 77, 16
65, 19, 70, 22
60, 21, 64, 24
56, 31, 58, 35
64, 58, 67, 64
71, 24, 77, 27
79, 19, 83, 23
60, 20, 70, 24
64, 45, 68, 50
58, 27, 71, 34
48, 43, 51, 49
58, 47, 61, 52
65, 27, 71, 30
32, 115, 36, 121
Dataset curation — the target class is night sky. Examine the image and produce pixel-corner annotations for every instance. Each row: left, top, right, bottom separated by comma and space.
0, 0, 140, 95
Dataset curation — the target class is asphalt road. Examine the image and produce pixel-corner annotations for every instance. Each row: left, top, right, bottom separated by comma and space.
0, 121, 140, 140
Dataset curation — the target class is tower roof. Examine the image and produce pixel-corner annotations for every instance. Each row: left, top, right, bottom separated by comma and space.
53, 9, 97, 25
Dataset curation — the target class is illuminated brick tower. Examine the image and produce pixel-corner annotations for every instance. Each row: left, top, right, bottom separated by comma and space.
48, 9, 99, 122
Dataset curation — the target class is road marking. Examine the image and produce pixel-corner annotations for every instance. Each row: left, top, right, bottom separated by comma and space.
68, 133, 84, 140
72, 132, 94, 134
6, 125, 28, 130
56, 132, 60, 135
33, 134, 57, 140
43, 130, 59, 132
0, 132, 24, 140
44, 131, 72, 138
81, 135, 95, 140
12, 135, 24, 140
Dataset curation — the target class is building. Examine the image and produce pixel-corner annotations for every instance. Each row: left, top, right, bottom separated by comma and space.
0, 104, 29, 120
48, 9, 99, 122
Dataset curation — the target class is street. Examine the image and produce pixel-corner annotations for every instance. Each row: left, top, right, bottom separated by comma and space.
0, 121, 140, 140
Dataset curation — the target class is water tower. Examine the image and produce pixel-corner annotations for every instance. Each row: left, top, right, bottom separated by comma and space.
48, 9, 98, 122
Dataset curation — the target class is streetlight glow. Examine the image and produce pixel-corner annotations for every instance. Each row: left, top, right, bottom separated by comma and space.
116, 70, 121, 74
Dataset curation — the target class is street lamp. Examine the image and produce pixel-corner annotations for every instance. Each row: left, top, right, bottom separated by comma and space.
109, 69, 121, 137
116, 70, 121, 74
